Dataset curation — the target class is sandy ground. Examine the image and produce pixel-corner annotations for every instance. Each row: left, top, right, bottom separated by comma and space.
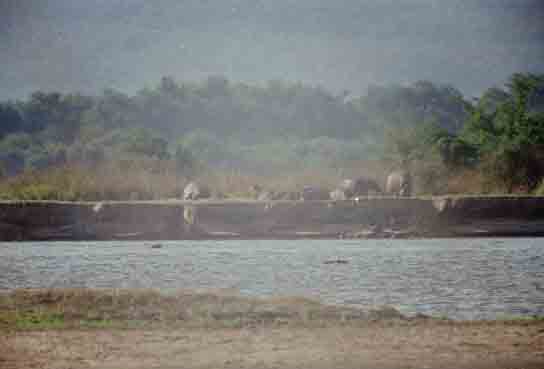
3, 321, 544, 369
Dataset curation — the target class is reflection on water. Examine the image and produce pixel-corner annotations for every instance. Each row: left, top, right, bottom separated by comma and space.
1, 239, 543, 320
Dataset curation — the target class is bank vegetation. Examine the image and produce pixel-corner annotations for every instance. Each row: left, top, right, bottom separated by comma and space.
0, 73, 543, 200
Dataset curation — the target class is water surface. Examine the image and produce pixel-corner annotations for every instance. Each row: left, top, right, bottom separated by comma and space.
1, 239, 543, 320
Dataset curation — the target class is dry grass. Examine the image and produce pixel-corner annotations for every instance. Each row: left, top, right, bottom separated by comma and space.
3, 312, 544, 369
2, 289, 543, 369
1, 159, 529, 201
0, 160, 390, 201
445, 168, 490, 194
0, 161, 187, 201
0, 288, 405, 331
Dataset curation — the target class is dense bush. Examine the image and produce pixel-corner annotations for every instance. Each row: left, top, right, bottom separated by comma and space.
382, 73, 544, 195
461, 73, 544, 191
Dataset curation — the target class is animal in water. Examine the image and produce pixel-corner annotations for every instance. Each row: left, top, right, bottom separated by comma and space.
385, 170, 412, 197
323, 259, 349, 264
183, 181, 211, 200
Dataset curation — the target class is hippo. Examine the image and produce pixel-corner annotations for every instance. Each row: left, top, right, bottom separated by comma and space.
250, 183, 301, 201
257, 190, 274, 201
330, 188, 348, 201
385, 170, 412, 197
249, 184, 263, 199
339, 177, 382, 198
301, 186, 330, 201
275, 191, 300, 201
183, 181, 211, 200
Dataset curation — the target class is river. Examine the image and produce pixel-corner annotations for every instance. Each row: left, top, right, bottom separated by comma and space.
1, 239, 543, 320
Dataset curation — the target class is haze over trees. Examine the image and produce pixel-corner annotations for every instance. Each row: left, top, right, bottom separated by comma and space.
0, 73, 543, 198
0, 75, 469, 171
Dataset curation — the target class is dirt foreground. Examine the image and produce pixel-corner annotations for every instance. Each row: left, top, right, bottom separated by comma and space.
1, 289, 544, 369
2, 322, 544, 369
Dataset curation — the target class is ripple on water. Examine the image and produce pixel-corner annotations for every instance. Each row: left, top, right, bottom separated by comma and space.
0, 239, 543, 320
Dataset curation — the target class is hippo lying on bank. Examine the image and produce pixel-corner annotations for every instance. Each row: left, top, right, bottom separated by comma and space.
301, 186, 330, 201
250, 184, 331, 201
330, 188, 348, 201
183, 181, 211, 200
330, 177, 382, 200
385, 170, 412, 197
261, 191, 300, 201
250, 185, 300, 201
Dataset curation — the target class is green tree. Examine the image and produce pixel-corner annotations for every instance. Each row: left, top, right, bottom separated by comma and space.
0, 102, 24, 139
174, 143, 196, 174
120, 128, 170, 159
462, 73, 544, 191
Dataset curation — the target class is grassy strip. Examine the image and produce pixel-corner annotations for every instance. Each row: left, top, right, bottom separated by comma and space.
495, 315, 544, 322
1, 160, 505, 201
0, 288, 407, 331
0, 310, 149, 330
0, 163, 359, 201
2, 289, 542, 331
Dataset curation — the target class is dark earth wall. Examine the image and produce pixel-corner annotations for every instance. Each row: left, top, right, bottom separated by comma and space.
2, 197, 544, 241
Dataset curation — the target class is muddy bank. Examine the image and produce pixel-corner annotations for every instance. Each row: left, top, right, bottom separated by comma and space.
2, 197, 544, 240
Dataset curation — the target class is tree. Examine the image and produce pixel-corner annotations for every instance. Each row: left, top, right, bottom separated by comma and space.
22, 91, 63, 132
0, 102, 24, 138
462, 73, 544, 191
356, 81, 471, 134
120, 128, 170, 159
435, 135, 478, 168
174, 143, 196, 174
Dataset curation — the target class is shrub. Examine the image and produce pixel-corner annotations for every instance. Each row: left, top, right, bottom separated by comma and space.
533, 179, 544, 196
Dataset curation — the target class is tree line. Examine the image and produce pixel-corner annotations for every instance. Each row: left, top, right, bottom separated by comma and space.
0, 73, 543, 194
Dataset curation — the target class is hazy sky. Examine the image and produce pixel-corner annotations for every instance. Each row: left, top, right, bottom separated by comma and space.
1, 0, 543, 99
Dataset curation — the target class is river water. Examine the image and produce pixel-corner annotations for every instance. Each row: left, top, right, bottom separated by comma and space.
1, 239, 543, 320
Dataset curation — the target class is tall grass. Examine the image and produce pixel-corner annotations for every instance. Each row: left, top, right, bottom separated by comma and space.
0, 288, 404, 330
0, 160, 388, 201
0, 161, 185, 201
3, 158, 520, 200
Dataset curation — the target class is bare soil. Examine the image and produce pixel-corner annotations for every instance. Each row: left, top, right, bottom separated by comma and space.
2, 321, 544, 369
1, 289, 543, 369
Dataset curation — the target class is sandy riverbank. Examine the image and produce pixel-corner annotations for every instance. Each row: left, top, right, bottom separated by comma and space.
1, 289, 543, 369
